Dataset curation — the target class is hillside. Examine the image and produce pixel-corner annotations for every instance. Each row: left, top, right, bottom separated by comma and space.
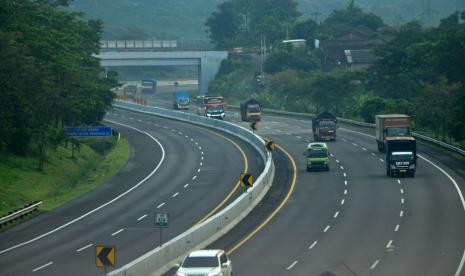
70, 0, 465, 39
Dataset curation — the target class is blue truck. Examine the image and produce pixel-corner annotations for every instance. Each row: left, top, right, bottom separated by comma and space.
141, 78, 157, 94
173, 91, 190, 110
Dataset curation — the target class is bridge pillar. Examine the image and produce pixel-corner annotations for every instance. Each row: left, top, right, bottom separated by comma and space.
198, 52, 228, 95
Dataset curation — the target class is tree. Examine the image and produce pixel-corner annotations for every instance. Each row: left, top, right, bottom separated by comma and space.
205, 0, 300, 47
323, 0, 384, 34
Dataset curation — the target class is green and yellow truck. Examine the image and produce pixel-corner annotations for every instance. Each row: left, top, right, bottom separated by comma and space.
305, 142, 330, 171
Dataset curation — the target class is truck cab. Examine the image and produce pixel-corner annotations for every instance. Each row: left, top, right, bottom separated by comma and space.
385, 137, 417, 177
306, 143, 330, 171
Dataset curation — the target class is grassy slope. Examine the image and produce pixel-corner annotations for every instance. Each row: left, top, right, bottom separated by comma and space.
0, 138, 130, 216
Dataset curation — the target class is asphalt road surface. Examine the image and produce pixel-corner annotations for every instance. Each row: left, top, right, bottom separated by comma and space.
0, 107, 263, 276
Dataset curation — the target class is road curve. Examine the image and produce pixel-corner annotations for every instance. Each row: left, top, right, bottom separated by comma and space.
0, 108, 263, 276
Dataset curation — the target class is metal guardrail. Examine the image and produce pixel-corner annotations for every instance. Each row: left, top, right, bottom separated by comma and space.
0, 201, 43, 227
109, 100, 274, 276
228, 105, 465, 157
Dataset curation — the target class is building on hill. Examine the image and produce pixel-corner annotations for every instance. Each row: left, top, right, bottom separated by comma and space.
344, 49, 378, 71
320, 26, 384, 71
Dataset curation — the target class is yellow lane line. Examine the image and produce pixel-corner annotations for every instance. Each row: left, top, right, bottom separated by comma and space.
227, 143, 297, 255
193, 128, 248, 226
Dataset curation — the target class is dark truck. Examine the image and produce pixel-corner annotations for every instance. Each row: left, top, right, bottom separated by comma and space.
312, 111, 337, 141
385, 137, 417, 177
240, 99, 261, 122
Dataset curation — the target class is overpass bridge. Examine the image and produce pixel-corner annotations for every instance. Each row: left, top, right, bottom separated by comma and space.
97, 50, 228, 94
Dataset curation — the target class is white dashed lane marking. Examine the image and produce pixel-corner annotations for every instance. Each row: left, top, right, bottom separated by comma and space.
111, 228, 124, 236
76, 243, 93, 252
395, 224, 400, 232
184, 184, 190, 188
323, 225, 330, 232
157, 202, 165, 209
172, 192, 179, 198
286, 260, 298, 270
32, 262, 54, 272
370, 260, 380, 270
309, 241, 318, 250
137, 214, 147, 221
334, 211, 340, 218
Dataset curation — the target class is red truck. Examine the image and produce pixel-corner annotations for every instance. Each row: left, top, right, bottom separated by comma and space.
312, 111, 337, 141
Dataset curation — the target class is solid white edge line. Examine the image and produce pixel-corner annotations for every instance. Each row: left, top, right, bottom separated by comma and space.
309, 241, 318, 249
32, 261, 54, 272
286, 260, 298, 270
76, 243, 94, 252
0, 119, 166, 255
370, 260, 380, 270
137, 214, 148, 221
111, 228, 125, 236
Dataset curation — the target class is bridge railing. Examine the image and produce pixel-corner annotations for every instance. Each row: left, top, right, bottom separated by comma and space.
108, 100, 274, 276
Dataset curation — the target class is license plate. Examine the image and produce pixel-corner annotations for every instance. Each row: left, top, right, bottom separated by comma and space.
400, 169, 407, 173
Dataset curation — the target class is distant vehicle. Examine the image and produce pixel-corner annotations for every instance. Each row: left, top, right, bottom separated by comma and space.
305, 142, 330, 171
196, 95, 225, 120
312, 111, 337, 141
123, 84, 137, 98
375, 114, 412, 152
175, 249, 232, 276
240, 99, 261, 122
141, 78, 157, 94
385, 137, 417, 177
173, 91, 190, 110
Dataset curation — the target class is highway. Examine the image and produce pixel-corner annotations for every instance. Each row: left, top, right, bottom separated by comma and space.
0, 106, 263, 275
153, 86, 465, 276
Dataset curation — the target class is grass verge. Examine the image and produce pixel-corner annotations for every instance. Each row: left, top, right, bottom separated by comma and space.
0, 138, 130, 219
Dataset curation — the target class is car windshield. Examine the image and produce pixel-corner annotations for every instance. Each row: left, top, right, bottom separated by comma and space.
142, 81, 154, 86
207, 105, 224, 112
182, 256, 219, 268
386, 127, 409, 137
307, 148, 328, 158
319, 121, 336, 128
391, 152, 414, 161
248, 106, 260, 112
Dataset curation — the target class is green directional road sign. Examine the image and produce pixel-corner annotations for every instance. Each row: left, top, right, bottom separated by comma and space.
95, 246, 115, 267
240, 173, 254, 189
266, 141, 276, 151
155, 213, 169, 228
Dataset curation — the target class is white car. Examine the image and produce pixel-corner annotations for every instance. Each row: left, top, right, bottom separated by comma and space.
175, 249, 233, 276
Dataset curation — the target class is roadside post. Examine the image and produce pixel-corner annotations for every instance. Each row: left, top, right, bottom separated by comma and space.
155, 212, 169, 246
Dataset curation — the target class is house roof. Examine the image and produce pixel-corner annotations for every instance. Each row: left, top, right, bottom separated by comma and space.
345, 49, 377, 64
